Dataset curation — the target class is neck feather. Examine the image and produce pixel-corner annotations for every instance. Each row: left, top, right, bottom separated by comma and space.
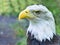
27, 20, 56, 42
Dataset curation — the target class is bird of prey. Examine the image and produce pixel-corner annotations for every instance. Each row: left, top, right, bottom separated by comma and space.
18, 5, 60, 45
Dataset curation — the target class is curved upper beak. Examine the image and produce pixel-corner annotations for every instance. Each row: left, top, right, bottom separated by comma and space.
18, 9, 30, 20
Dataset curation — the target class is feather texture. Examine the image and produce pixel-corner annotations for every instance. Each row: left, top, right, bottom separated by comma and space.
27, 32, 60, 45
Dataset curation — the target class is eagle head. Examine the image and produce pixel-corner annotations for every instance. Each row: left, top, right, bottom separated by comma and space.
18, 5, 56, 42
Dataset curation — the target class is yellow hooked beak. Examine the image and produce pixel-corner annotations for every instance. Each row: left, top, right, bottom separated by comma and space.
18, 9, 35, 20
18, 9, 30, 20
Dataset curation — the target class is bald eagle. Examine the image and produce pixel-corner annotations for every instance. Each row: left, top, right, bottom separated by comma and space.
18, 5, 60, 45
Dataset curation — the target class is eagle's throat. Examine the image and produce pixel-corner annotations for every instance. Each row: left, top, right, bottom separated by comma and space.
27, 20, 56, 42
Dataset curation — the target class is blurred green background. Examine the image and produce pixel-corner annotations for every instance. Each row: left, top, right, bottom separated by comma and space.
0, 0, 60, 45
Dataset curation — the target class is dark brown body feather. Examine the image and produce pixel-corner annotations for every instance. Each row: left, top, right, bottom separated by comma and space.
27, 32, 60, 45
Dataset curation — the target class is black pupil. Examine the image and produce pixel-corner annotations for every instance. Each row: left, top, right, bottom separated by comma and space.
35, 11, 40, 14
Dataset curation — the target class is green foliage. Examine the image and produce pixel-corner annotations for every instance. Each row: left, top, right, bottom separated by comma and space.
17, 37, 27, 45
56, 25, 60, 35
8, 20, 26, 37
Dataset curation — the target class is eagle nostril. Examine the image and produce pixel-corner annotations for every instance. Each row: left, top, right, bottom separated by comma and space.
25, 11, 28, 13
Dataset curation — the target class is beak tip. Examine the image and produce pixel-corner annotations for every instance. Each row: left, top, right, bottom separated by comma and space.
18, 16, 21, 20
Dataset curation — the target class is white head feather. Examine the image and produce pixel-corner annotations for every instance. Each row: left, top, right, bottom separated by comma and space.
26, 5, 56, 42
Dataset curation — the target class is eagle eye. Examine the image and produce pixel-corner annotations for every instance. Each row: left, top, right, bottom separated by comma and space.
35, 11, 41, 14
